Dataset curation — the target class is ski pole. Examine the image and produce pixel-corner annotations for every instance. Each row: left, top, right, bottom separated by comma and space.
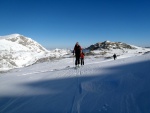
73, 55, 74, 67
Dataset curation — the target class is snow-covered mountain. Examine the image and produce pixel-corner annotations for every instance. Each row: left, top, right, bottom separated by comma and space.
85, 41, 150, 58
0, 34, 149, 72
87, 41, 136, 50
0, 34, 48, 52
0, 34, 70, 71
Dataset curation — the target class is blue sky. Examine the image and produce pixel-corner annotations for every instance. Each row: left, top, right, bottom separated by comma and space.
0, 0, 150, 49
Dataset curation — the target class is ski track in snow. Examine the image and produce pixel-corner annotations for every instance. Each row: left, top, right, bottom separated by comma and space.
19, 53, 140, 77
0, 53, 150, 113
20, 58, 113, 76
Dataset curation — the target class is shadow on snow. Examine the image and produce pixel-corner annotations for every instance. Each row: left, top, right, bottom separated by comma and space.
0, 60, 150, 113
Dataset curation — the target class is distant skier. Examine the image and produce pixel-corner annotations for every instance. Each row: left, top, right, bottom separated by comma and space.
113, 53, 117, 60
80, 51, 85, 65
73, 42, 82, 67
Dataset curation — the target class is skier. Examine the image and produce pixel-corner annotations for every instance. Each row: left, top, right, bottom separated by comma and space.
113, 53, 117, 60
73, 42, 82, 67
80, 51, 85, 65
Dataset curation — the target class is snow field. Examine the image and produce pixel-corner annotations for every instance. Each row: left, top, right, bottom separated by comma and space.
0, 53, 150, 113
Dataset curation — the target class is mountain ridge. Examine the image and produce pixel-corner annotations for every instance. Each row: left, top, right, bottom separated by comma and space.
86, 41, 137, 51
0, 34, 48, 52
0, 34, 70, 71
0, 34, 150, 71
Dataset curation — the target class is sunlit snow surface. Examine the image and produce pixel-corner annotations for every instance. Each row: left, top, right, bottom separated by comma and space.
0, 34, 70, 71
0, 52, 150, 113
1, 34, 150, 113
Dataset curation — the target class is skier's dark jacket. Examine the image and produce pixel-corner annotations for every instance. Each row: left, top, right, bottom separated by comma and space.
113, 54, 117, 58
73, 44, 82, 56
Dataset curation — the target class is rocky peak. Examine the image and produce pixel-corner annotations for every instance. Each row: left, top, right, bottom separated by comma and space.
87, 41, 136, 50
5, 34, 47, 52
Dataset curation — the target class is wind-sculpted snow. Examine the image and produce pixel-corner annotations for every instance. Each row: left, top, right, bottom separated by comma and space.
0, 53, 150, 113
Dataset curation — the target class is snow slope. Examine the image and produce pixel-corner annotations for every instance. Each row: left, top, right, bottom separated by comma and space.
0, 53, 150, 113
0, 34, 70, 71
86, 41, 150, 58
0, 34, 149, 72
0, 34, 48, 52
